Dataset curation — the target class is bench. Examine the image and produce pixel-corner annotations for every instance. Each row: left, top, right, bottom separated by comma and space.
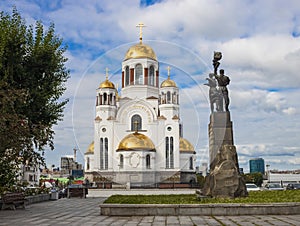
1, 192, 26, 210
67, 188, 87, 198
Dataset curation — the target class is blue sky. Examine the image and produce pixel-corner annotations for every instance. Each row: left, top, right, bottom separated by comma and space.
1, 0, 300, 172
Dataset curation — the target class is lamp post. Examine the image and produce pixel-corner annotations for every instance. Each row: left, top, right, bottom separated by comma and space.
266, 164, 270, 182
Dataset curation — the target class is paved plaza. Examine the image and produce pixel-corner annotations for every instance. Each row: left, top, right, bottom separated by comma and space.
0, 190, 300, 226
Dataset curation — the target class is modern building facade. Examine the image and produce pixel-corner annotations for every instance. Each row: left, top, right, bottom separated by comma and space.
249, 158, 265, 174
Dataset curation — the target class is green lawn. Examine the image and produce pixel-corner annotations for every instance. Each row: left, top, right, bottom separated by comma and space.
104, 190, 300, 204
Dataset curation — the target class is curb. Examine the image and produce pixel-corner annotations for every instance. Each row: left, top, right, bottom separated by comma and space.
100, 203, 300, 216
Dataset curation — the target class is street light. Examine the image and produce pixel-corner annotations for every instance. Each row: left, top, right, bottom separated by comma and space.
266, 164, 270, 182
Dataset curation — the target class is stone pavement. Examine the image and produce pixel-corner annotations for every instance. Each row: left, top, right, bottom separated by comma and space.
0, 197, 300, 226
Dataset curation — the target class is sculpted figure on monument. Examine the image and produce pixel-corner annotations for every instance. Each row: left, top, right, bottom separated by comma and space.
215, 69, 230, 112
206, 51, 231, 112
204, 73, 222, 112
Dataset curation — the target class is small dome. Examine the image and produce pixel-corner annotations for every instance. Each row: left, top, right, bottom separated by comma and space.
85, 141, 94, 154
117, 132, 155, 151
161, 77, 177, 88
99, 79, 115, 89
124, 43, 157, 61
180, 137, 195, 153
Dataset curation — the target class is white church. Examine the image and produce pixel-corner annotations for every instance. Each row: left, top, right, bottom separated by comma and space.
84, 25, 196, 188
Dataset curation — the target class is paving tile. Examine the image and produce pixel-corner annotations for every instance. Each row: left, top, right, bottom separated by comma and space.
0, 191, 300, 226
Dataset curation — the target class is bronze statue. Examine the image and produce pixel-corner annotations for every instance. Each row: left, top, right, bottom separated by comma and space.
204, 73, 222, 112
215, 69, 230, 112
205, 52, 231, 112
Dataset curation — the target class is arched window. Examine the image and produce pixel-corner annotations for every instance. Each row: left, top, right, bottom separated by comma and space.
167, 91, 171, 103
170, 137, 174, 168
146, 154, 151, 169
172, 92, 176, 104
109, 93, 113, 105
87, 157, 90, 170
131, 114, 142, 131
125, 66, 130, 86
103, 93, 108, 105
100, 137, 108, 170
149, 66, 155, 86
100, 138, 103, 169
120, 154, 124, 169
104, 138, 108, 169
165, 137, 169, 168
189, 156, 193, 170
165, 136, 174, 169
135, 64, 143, 85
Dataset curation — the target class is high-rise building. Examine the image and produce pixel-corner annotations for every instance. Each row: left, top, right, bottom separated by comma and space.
249, 158, 265, 174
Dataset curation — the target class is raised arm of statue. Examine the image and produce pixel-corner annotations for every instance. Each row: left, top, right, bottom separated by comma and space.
213, 52, 222, 75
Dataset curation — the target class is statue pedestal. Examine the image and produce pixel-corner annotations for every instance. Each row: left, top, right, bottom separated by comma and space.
202, 111, 247, 198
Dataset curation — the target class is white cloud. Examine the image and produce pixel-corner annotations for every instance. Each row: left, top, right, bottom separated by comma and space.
1, 0, 300, 171
282, 107, 297, 115
288, 158, 300, 165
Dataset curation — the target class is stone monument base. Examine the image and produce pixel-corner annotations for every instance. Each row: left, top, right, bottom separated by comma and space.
202, 145, 247, 198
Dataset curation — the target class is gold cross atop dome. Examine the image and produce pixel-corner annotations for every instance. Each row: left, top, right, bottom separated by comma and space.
136, 23, 146, 44
167, 66, 171, 79
99, 67, 115, 89
105, 67, 110, 80
160, 65, 177, 88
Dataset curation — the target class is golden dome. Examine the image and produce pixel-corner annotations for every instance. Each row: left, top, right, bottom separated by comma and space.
161, 67, 177, 87
124, 43, 157, 61
180, 137, 195, 153
99, 79, 115, 89
117, 132, 155, 151
85, 141, 94, 154
161, 77, 177, 88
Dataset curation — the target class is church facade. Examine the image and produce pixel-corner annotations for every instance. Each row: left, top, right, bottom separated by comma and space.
84, 29, 196, 187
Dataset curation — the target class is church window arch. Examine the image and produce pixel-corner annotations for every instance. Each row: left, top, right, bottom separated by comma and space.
170, 137, 174, 168
125, 66, 130, 86
87, 157, 90, 170
103, 93, 108, 105
100, 138, 103, 169
161, 92, 166, 104
149, 65, 155, 86
100, 137, 109, 170
165, 137, 169, 168
131, 114, 142, 131
135, 64, 143, 85
109, 93, 113, 105
119, 154, 124, 169
167, 91, 171, 104
104, 138, 108, 169
189, 156, 193, 170
172, 92, 176, 104
146, 154, 151, 169
165, 136, 174, 169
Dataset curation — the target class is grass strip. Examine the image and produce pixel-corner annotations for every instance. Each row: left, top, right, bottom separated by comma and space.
104, 190, 300, 204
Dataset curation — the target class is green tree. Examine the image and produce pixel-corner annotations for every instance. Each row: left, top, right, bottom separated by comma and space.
243, 172, 263, 187
0, 8, 69, 188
